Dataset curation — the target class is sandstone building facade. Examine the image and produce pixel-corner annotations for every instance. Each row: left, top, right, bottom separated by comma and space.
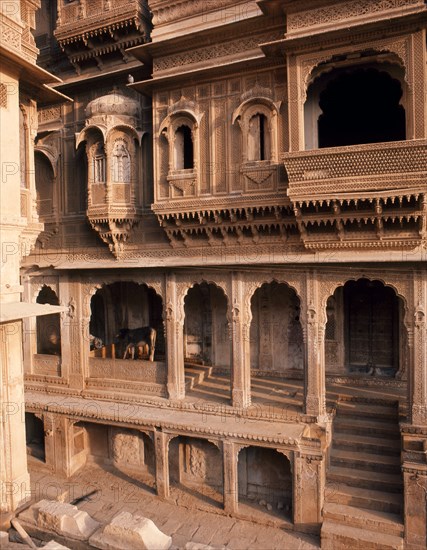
3, 1, 427, 548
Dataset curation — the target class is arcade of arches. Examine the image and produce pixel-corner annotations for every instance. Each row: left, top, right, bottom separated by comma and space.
23, 266, 425, 538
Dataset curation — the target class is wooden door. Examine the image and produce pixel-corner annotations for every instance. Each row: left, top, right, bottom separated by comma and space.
345, 280, 398, 373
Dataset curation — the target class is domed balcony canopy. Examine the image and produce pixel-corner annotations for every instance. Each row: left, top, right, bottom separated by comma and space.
76, 91, 143, 148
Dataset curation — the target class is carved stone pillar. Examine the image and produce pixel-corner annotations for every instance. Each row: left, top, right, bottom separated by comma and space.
0, 321, 31, 512
402, 426, 427, 550
154, 430, 170, 499
287, 53, 304, 152
303, 273, 326, 418
43, 413, 55, 471
293, 452, 324, 532
58, 277, 74, 382
223, 440, 238, 514
165, 274, 185, 400
22, 275, 36, 374
67, 282, 88, 390
50, 415, 73, 477
408, 30, 427, 140
231, 273, 251, 408
411, 271, 427, 425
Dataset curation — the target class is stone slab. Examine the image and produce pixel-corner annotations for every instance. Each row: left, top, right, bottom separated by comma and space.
89, 511, 172, 550
42, 541, 71, 549
19, 500, 99, 541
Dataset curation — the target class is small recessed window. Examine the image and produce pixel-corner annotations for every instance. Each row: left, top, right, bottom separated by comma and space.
248, 114, 270, 161
175, 125, 193, 170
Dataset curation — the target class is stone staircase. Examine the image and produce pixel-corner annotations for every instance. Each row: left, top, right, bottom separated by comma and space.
322, 399, 404, 550
184, 363, 214, 391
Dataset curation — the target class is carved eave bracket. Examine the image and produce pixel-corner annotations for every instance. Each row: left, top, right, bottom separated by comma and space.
88, 214, 140, 260
153, 201, 296, 248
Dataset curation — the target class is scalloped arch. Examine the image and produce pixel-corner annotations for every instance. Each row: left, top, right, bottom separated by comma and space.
232, 97, 281, 125
105, 124, 146, 145
75, 124, 106, 148
35, 147, 57, 178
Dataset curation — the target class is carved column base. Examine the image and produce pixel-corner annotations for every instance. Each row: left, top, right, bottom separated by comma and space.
232, 389, 251, 409
305, 395, 326, 418
412, 405, 427, 426
167, 382, 185, 401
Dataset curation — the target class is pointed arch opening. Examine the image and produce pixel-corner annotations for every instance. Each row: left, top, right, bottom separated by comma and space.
249, 282, 304, 412
183, 282, 231, 404
168, 436, 223, 509
305, 63, 406, 150
237, 446, 292, 521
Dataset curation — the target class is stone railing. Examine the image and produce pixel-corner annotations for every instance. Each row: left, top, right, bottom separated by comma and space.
88, 357, 167, 385
33, 354, 61, 376
283, 139, 427, 201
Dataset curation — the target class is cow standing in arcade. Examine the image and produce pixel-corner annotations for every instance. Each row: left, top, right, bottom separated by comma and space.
115, 327, 157, 362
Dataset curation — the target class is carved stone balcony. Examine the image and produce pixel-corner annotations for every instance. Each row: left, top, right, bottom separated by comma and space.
153, 163, 296, 247
54, 0, 151, 72
282, 139, 427, 250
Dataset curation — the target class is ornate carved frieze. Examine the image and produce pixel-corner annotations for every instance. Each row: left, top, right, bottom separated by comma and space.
153, 30, 283, 74
286, 0, 426, 39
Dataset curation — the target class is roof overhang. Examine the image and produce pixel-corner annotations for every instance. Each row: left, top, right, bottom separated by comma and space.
0, 302, 68, 323
0, 45, 72, 104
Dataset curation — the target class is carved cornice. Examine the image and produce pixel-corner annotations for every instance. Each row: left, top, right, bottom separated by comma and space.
285, 0, 426, 39
155, 198, 296, 248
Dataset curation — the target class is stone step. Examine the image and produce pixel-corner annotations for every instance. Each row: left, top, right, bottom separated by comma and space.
332, 432, 401, 456
326, 483, 403, 515
336, 401, 398, 422
333, 417, 400, 438
321, 519, 404, 550
323, 503, 404, 538
330, 449, 401, 475
328, 466, 402, 493
184, 365, 213, 390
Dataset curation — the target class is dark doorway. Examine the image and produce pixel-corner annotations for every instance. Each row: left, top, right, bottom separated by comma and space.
318, 68, 405, 147
25, 413, 45, 462
344, 279, 399, 376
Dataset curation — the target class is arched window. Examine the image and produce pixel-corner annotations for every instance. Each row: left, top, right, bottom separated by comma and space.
248, 113, 270, 161
35, 152, 54, 220
305, 66, 406, 149
232, 98, 279, 164
90, 142, 106, 184
174, 125, 193, 170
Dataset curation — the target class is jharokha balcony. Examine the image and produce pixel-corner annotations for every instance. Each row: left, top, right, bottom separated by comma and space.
54, 0, 151, 73
282, 139, 427, 250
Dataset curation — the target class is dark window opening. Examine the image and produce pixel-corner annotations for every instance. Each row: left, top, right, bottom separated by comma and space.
175, 125, 194, 170
248, 114, 269, 161
318, 68, 406, 148
25, 413, 45, 462
36, 286, 61, 356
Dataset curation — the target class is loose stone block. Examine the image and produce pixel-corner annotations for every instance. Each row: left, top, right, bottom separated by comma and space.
42, 541, 71, 549
20, 500, 99, 541
89, 511, 172, 550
